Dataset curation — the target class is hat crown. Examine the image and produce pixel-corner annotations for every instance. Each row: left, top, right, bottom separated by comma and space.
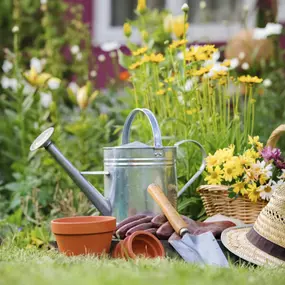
253, 184, 285, 248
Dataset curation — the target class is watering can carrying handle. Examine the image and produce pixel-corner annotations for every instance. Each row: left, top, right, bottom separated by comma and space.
175, 140, 207, 198
121, 108, 163, 148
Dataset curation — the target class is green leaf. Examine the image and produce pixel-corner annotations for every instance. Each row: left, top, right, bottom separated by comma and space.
118, 49, 132, 69
22, 95, 34, 113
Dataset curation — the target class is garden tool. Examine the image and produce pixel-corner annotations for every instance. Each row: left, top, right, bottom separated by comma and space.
30, 108, 206, 223
147, 184, 229, 267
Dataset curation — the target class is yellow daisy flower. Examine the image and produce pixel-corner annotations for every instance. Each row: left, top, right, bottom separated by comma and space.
247, 183, 260, 202
186, 108, 198, 115
223, 161, 239, 182
238, 75, 263, 84
233, 182, 247, 195
169, 39, 188, 49
132, 47, 148, 56
205, 166, 223, 185
248, 135, 263, 150
205, 154, 219, 168
143, 53, 165, 63
156, 89, 166, 96
129, 60, 145, 70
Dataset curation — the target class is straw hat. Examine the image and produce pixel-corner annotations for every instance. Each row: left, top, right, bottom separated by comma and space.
221, 184, 285, 267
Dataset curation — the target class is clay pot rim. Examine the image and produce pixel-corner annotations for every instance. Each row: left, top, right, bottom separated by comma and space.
51, 216, 116, 235
51, 216, 115, 224
123, 231, 165, 259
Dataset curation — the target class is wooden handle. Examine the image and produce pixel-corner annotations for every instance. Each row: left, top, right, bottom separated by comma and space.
147, 183, 188, 235
266, 124, 285, 148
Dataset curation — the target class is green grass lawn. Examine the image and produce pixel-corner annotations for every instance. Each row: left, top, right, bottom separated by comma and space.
0, 245, 285, 285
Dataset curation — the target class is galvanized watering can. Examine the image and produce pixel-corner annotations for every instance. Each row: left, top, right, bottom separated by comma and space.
30, 108, 206, 222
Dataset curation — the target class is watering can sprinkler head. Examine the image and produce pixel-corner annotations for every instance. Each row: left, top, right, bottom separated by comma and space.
30, 127, 113, 216
30, 127, 54, 151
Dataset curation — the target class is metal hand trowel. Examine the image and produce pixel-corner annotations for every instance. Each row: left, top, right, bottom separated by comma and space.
147, 184, 229, 267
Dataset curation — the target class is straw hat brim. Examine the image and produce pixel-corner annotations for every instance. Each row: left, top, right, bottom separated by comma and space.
221, 226, 285, 267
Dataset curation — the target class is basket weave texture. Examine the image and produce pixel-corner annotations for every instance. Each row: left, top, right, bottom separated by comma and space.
197, 125, 285, 224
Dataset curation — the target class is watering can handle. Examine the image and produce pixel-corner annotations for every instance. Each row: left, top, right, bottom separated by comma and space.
121, 108, 163, 148
175, 140, 206, 197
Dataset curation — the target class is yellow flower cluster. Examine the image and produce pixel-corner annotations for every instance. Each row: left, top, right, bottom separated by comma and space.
156, 89, 166, 96
185, 45, 218, 62
204, 135, 270, 202
186, 108, 198, 115
189, 65, 212, 76
129, 53, 165, 70
143, 53, 165, 63
169, 39, 188, 49
132, 47, 148, 56
238, 75, 263, 84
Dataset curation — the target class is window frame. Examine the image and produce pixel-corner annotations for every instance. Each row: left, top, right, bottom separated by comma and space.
92, 0, 284, 45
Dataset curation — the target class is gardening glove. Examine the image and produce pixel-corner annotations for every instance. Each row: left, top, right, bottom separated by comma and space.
115, 213, 159, 239
115, 214, 236, 240
153, 214, 236, 240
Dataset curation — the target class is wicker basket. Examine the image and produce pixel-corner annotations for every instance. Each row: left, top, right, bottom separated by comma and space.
197, 124, 285, 224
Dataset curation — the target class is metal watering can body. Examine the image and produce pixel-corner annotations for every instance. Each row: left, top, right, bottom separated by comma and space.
30, 108, 206, 223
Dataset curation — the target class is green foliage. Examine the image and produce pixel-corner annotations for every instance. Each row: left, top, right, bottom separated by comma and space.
0, 0, 130, 223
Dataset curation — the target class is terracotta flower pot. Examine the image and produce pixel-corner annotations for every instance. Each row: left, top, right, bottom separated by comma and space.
112, 231, 165, 259
51, 216, 116, 256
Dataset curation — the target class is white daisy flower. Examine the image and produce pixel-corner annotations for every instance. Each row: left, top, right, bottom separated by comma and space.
48, 78, 61, 90
30, 57, 43, 73
2, 60, 13, 73
241, 62, 249, 70
253, 28, 267, 40
40, 92, 52, 108
265, 22, 283, 36
70, 45, 80, 55
263, 78, 272, 88
258, 181, 274, 201
68, 82, 79, 94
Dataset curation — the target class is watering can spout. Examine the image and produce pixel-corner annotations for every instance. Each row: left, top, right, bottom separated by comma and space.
30, 128, 112, 216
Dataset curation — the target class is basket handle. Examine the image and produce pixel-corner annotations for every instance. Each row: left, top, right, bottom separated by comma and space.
266, 124, 285, 148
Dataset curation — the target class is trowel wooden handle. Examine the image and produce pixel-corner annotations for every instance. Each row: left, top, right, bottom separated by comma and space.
147, 184, 188, 235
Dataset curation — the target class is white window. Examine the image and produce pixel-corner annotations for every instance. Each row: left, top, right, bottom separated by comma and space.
93, 0, 283, 45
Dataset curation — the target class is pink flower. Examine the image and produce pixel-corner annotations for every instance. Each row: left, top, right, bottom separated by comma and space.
261, 146, 281, 162
261, 146, 285, 169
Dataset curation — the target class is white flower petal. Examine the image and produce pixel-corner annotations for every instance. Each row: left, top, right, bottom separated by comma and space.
68, 82, 79, 94
238, 51, 246, 60
40, 92, 52, 108
47, 78, 61, 90
265, 22, 283, 36
71, 45, 80, 55
253, 28, 267, 40
263, 78, 272, 87
76, 52, 83, 61
1, 76, 10, 89
98, 54, 106, 62
30, 58, 43, 73
185, 79, 194, 91
2, 60, 13, 73
241, 62, 249, 70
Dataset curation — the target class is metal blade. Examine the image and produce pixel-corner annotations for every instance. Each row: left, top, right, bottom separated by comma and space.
169, 232, 229, 267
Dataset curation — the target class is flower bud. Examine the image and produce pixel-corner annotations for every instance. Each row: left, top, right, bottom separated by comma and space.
12, 26, 19, 33
136, 0, 146, 13
181, 3, 189, 13
123, 23, 132, 38
77, 85, 89, 109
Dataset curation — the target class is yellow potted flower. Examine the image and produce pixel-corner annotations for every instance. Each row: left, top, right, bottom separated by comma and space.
198, 125, 285, 224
